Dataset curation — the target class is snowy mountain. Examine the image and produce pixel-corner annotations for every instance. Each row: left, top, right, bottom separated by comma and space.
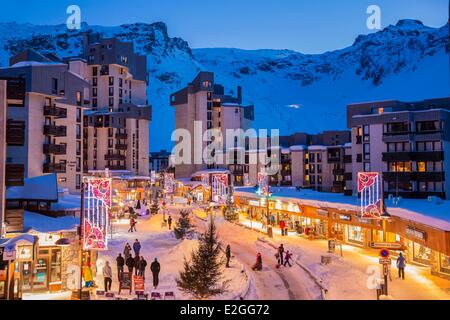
0, 19, 448, 151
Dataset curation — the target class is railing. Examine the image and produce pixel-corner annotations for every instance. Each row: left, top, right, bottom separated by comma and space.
44, 105, 67, 118
44, 125, 67, 137
43, 162, 67, 173
115, 133, 128, 140
105, 153, 126, 161
6, 120, 25, 146
115, 144, 128, 151
382, 151, 444, 162
43, 144, 67, 155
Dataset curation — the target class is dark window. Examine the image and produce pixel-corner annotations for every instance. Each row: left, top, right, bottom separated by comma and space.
51, 78, 58, 94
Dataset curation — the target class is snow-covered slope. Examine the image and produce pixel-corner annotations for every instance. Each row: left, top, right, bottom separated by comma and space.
0, 20, 447, 150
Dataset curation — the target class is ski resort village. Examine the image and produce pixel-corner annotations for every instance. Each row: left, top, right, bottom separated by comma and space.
0, 9, 449, 302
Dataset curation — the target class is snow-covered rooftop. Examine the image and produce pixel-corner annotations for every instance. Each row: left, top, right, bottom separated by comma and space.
24, 211, 79, 233
234, 187, 450, 231
6, 174, 58, 201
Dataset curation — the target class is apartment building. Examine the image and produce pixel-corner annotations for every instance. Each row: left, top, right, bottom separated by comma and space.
0, 80, 7, 236
77, 34, 151, 176
170, 72, 254, 179
242, 131, 351, 192
0, 50, 90, 194
149, 150, 171, 173
347, 97, 450, 199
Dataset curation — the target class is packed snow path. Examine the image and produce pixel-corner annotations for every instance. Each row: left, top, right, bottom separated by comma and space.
189, 207, 322, 300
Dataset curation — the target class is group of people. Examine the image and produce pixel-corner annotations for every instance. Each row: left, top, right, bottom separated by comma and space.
100, 239, 163, 293
275, 244, 293, 268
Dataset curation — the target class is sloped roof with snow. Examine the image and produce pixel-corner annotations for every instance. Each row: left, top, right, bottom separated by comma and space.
6, 174, 58, 201
24, 211, 79, 233
234, 187, 450, 231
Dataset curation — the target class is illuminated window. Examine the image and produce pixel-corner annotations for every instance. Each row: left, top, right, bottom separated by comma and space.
418, 162, 426, 172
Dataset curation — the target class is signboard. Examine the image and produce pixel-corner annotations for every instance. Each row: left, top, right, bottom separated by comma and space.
118, 272, 132, 294
370, 242, 404, 250
339, 214, 351, 221
379, 249, 390, 259
328, 240, 336, 253
358, 172, 382, 220
406, 227, 427, 241
134, 275, 145, 293
379, 258, 392, 265
2, 249, 16, 261
83, 177, 112, 251
317, 209, 329, 218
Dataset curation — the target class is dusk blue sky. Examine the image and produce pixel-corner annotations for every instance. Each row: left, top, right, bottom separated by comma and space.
0, 0, 447, 53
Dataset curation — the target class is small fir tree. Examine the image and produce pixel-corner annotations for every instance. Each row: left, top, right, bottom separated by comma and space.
150, 198, 159, 215
174, 210, 195, 239
176, 219, 229, 299
223, 192, 238, 222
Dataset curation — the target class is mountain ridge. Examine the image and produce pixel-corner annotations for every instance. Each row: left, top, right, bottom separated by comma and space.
0, 19, 447, 150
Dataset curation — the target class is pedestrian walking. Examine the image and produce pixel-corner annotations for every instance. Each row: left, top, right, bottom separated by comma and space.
138, 256, 147, 278
278, 244, 285, 265
83, 265, 94, 288
225, 245, 231, 268
397, 252, 407, 280
126, 254, 134, 274
102, 261, 113, 292
116, 253, 125, 280
252, 253, 263, 271
280, 220, 286, 236
133, 239, 141, 256
168, 215, 173, 230
124, 243, 132, 260
284, 251, 293, 267
128, 217, 135, 233
151, 258, 161, 289
134, 255, 140, 276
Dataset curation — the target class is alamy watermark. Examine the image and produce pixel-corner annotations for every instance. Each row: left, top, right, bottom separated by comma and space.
171, 122, 281, 175
366, 5, 381, 30
66, 5, 81, 30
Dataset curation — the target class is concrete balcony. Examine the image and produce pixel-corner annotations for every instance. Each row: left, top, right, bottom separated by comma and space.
115, 143, 128, 151
44, 105, 67, 118
44, 125, 67, 137
105, 153, 126, 161
5, 164, 24, 186
43, 144, 67, 155
115, 133, 128, 140
43, 162, 66, 173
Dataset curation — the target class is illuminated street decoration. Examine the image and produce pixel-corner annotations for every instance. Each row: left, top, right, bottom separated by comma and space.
358, 172, 382, 219
201, 174, 209, 188
164, 173, 175, 194
257, 172, 269, 195
83, 177, 112, 250
212, 174, 228, 204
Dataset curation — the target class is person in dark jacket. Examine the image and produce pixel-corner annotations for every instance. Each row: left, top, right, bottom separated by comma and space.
278, 244, 285, 265
397, 253, 407, 280
116, 253, 125, 280
134, 255, 140, 276
138, 256, 147, 278
168, 215, 173, 230
225, 245, 231, 268
252, 253, 263, 271
126, 255, 134, 273
123, 243, 132, 261
133, 239, 141, 256
284, 251, 293, 267
150, 258, 161, 289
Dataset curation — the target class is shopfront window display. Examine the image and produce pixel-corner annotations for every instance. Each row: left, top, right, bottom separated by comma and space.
440, 254, 450, 275
347, 226, 364, 244
412, 242, 432, 265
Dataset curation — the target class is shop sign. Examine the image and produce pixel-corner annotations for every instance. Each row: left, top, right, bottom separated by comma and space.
328, 240, 336, 253
119, 272, 132, 295
248, 200, 261, 207
1, 249, 16, 261
370, 242, 404, 250
17, 246, 33, 260
317, 209, 329, 218
134, 275, 145, 293
339, 214, 351, 221
406, 227, 427, 241
286, 202, 301, 213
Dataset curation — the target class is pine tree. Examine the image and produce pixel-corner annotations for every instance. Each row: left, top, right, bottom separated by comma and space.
223, 192, 238, 222
150, 198, 159, 215
174, 210, 195, 239
176, 219, 229, 299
